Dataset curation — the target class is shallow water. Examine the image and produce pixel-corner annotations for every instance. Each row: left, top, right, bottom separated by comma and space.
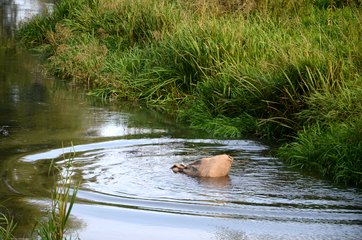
1, 1, 362, 239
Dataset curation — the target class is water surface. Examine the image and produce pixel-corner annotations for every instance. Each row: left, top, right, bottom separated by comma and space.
0, 1, 361, 239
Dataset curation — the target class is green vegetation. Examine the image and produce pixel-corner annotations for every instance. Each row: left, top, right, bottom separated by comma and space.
0, 212, 17, 240
34, 152, 79, 240
18, 0, 362, 186
0, 152, 78, 239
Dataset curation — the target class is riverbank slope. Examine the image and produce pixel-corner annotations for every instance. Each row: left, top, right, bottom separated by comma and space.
18, 0, 362, 186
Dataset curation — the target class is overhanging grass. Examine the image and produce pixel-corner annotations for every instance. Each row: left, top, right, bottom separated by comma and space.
17, 0, 362, 186
278, 118, 362, 185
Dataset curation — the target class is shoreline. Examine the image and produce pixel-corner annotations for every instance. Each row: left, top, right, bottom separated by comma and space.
17, 0, 362, 186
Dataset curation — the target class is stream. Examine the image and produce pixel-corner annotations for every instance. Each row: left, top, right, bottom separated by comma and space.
0, 1, 361, 239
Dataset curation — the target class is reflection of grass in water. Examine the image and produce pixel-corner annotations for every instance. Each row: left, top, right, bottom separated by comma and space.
0, 148, 79, 240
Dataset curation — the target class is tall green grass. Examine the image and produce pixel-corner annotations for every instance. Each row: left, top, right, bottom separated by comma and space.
0, 211, 17, 240
278, 118, 362, 185
18, 0, 362, 185
34, 150, 79, 240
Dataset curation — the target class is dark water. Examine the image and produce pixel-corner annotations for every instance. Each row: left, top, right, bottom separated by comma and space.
1, 1, 362, 239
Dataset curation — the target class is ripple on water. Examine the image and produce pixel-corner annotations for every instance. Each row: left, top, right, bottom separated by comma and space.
19, 137, 362, 239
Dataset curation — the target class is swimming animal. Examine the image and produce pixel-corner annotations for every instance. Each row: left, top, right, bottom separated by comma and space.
171, 154, 233, 177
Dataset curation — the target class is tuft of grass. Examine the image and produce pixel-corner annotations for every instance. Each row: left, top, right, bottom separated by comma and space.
34, 148, 79, 240
278, 118, 362, 185
0, 211, 17, 240
0, 147, 79, 239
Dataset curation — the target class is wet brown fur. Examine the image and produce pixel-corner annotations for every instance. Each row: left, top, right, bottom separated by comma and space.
171, 154, 233, 177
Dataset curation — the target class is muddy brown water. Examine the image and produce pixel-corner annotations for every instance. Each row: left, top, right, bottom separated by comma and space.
1, 1, 361, 239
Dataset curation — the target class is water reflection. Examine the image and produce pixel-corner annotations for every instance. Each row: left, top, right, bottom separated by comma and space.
1, 0, 362, 239
0, 0, 53, 37
11, 137, 361, 238
197, 176, 231, 189
213, 228, 248, 240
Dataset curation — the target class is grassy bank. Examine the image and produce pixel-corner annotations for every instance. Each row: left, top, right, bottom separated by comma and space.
18, 0, 362, 186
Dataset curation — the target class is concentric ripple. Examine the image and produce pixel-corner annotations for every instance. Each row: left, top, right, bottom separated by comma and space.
21, 137, 362, 230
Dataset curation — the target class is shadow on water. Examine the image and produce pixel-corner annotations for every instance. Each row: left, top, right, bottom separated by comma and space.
1, 1, 362, 240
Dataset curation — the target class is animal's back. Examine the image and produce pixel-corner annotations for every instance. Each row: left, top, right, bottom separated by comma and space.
199, 154, 233, 177
171, 154, 233, 177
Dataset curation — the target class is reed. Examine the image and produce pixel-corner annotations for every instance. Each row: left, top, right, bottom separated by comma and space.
0, 152, 78, 240
0, 211, 17, 240
34, 150, 79, 240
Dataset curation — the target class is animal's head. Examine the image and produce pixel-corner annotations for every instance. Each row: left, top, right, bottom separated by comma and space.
171, 164, 186, 173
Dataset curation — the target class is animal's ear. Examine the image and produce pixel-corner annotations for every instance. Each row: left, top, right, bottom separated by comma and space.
171, 165, 180, 173
171, 164, 186, 173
